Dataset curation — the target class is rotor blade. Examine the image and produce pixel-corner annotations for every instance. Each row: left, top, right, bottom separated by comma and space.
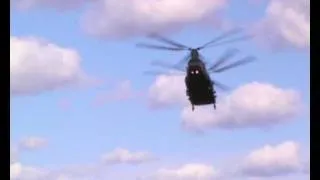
205, 35, 253, 48
197, 28, 243, 49
148, 33, 190, 49
143, 70, 184, 76
199, 54, 211, 66
150, 60, 185, 71
136, 43, 185, 51
213, 56, 256, 73
213, 79, 230, 91
199, 54, 205, 61
173, 53, 191, 69
208, 48, 239, 71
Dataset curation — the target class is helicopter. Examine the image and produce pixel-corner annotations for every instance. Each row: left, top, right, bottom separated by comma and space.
136, 28, 256, 111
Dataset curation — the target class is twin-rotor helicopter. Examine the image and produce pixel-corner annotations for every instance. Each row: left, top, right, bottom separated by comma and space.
136, 28, 255, 111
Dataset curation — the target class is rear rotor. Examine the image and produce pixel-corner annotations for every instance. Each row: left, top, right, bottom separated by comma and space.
136, 28, 252, 52
144, 48, 256, 91
136, 27, 253, 68
137, 28, 255, 91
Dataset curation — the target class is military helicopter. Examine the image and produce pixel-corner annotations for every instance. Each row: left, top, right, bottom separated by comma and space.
136, 28, 255, 111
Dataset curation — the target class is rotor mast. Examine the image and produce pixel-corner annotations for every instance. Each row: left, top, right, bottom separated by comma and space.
190, 49, 200, 60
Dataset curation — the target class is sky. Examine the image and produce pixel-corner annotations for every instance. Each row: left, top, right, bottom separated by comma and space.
10, 0, 310, 179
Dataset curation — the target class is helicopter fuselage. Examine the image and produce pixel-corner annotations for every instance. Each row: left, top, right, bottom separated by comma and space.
137, 31, 254, 111
188, 49, 211, 80
184, 54, 216, 110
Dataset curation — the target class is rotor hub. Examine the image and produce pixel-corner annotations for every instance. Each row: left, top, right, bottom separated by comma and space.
190, 49, 199, 58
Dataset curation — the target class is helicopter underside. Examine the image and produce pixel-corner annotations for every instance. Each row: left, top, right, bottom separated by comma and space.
188, 86, 215, 106
185, 72, 216, 106
137, 29, 255, 110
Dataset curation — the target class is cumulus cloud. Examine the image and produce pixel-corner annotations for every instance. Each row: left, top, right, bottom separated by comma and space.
93, 80, 140, 106
82, 0, 227, 38
181, 82, 301, 132
11, 0, 230, 39
302, 160, 309, 174
101, 148, 155, 165
254, 0, 309, 49
18, 137, 48, 150
11, 148, 19, 164
11, 143, 105, 179
149, 76, 302, 132
10, 36, 93, 96
57, 98, 73, 111
11, 137, 49, 179
148, 74, 187, 108
111, 80, 136, 100
11, 0, 92, 10
10, 141, 309, 180
10, 145, 49, 179
239, 141, 304, 177
10, 153, 104, 180
140, 163, 220, 180
10, 162, 49, 180
10, 162, 101, 180
12, 0, 310, 48
10, 162, 22, 179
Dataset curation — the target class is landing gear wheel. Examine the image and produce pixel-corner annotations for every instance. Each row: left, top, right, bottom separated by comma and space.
213, 103, 216, 110
192, 104, 195, 111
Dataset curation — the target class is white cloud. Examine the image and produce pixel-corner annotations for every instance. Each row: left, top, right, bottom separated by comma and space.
10, 162, 22, 179
148, 74, 188, 108
148, 75, 302, 132
10, 141, 309, 180
83, 0, 227, 38
254, 0, 309, 49
12, 0, 310, 47
18, 137, 48, 150
10, 146, 104, 180
141, 163, 220, 180
302, 160, 309, 174
11, 0, 230, 39
101, 148, 155, 165
10, 36, 92, 96
11, 148, 19, 164
10, 162, 49, 180
10, 162, 104, 180
181, 82, 301, 132
44, 164, 106, 180
11, 0, 91, 10
93, 80, 139, 106
113, 80, 136, 100
239, 141, 303, 177
11, 138, 49, 179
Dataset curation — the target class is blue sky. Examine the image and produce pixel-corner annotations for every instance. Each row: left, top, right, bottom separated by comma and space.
11, 0, 309, 179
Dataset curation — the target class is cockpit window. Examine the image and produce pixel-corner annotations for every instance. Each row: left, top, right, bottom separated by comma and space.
189, 66, 201, 71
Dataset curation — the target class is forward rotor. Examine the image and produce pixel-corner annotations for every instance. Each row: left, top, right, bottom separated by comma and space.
144, 48, 256, 91
148, 48, 256, 75
136, 27, 253, 53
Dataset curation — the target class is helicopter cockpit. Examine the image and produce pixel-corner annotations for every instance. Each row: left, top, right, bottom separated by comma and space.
187, 62, 205, 75
188, 55, 205, 72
